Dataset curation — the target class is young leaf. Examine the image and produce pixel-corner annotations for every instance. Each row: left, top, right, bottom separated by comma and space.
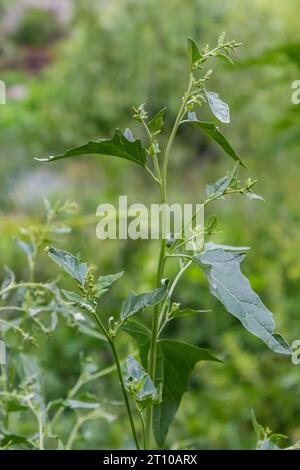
205, 90, 230, 123
47, 247, 88, 287
148, 107, 167, 136
193, 248, 291, 355
153, 340, 220, 447
122, 321, 151, 369
126, 355, 161, 410
120, 279, 169, 321
182, 119, 246, 167
35, 129, 147, 167
187, 37, 202, 67
206, 163, 238, 199
62, 290, 95, 313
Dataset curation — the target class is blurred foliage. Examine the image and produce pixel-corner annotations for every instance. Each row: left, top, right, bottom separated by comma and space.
0, 0, 300, 449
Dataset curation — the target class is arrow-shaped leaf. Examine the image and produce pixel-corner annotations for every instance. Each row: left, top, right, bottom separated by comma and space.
120, 279, 169, 322
36, 129, 147, 167
193, 247, 291, 355
153, 339, 220, 447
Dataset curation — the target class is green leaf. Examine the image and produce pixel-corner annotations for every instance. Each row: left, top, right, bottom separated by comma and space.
122, 321, 151, 369
62, 290, 95, 313
187, 37, 202, 67
120, 279, 169, 321
182, 119, 246, 167
153, 340, 220, 446
148, 107, 167, 135
47, 247, 88, 286
126, 355, 161, 410
205, 90, 230, 123
95, 271, 124, 297
193, 248, 291, 355
206, 163, 239, 198
36, 129, 147, 167
5, 397, 28, 413
1, 433, 31, 447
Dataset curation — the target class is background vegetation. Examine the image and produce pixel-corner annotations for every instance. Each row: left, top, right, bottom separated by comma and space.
0, 0, 299, 449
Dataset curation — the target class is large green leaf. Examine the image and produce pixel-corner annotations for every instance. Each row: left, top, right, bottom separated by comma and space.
36, 129, 147, 167
182, 118, 245, 167
47, 247, 88, 286
193, 247, 291, 355
153, 340, 220, 447
120, 279, 169, 321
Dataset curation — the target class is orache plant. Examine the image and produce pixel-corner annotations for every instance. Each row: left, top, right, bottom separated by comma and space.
1, 35, 291, 450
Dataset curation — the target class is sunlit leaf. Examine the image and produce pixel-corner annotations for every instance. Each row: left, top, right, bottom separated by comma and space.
47, 247, 88, 286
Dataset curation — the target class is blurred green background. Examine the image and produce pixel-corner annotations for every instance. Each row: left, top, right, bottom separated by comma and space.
0, 0, 300, 449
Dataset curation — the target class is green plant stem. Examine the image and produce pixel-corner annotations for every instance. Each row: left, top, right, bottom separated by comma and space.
158, 259, 193, 335
145, 73, 195, 449
92, 311, 140, 450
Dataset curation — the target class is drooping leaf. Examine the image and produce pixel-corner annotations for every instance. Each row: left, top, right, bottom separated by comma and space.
205, 90, 230, 123
182, 119, 245, 167
148, 107, 167, 135
206, 163, 238, 198
47, 247, 88, 286
126, 355, 161, 410
120, 279, 169, 322
187, 37, 202, 67
122, 321, 151, 369
193, 248, 291, 355
95, 271, 124, 297
36, 129, 147, 167
1, 433, 31, 447
153, 340, 220, 446
16, 239, 36, 270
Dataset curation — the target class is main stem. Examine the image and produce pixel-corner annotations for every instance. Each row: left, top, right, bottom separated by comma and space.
145, 73, 194, 448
